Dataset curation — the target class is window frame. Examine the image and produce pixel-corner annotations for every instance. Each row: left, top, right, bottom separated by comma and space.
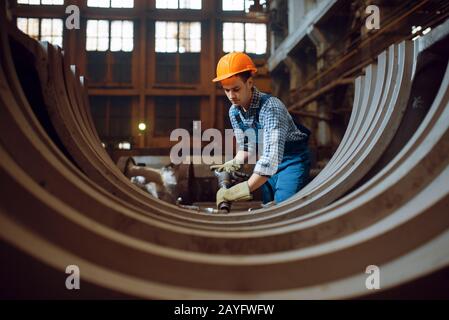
222, 21, 267, 55
85, 19, 136, 86
155, 20, 201, 54
16, 16, 64, 47
155, 0, 202, 10
86, 0, 134, 9
221, 0, 267, 13
16, 0, 64, 5
86, 19, 134, 53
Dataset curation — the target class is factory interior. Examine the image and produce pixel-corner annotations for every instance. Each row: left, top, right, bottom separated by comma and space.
1, 0, 449, 299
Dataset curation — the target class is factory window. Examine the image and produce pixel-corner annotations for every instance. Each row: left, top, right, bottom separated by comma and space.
222, 0, 266, 12
223, 22, 266, 55
86, 20, 110, 51
89, 96, 133, 144
155, 21, 201, 53
154, 97, 200, 136
87, 0, 134, 8
155, 21, 201, 83
110, 20, 134, 52
86, 20, 134, 84
17, 0, 64, 5
17, 17, 63, 47
86, 51, 132, 84
86, 20, 134, 52
156, 0, 202, 10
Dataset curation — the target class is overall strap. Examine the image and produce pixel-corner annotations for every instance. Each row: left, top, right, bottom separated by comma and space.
256, 94, 272, 123
231, 108, 244, 129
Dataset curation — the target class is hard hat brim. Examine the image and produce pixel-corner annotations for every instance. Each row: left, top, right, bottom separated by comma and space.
212, 67, 257, 82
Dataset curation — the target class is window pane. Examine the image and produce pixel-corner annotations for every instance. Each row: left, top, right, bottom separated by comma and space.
155, 21, 178, 53
52, 18, 63, 36
155, 21, 166, 38
155, 38, 166, 52
86, 20, 98, 37
166, 39, 178, 52
156, 0, 178, 9
17, 0, 30, 4
245, 23, 266, 54
123, 21, 134, 38
111, 21, 122, 37
41, 0, 64, 4
41, 19, 52, 38
111, 52, 132, 82
87, 52, 107, 82
110, 37, 121, 51
97, 37, 109, 51
86, 37, 97, 51
109, 97, 132, 139
111, 0, 134, 8
179, 22, 201, 53
179, 97, 200, 133
223, 39, 234, 53
86, 20, 110, 51
87, 0, 110, 7
222, 0, 244, 11
180, 0, 202, 9
122, 38, 134, 52
98, 20, 109, 37
154, 96, 177, 136
223, 22, 244, 52
53, 36, 63, 47
41, 35, 52, 42
29, 0, 40, 5
156, 53, 177, 83
111, 20, 133, 52
190, 39, 201, 52
17, 18, 28, 34
223, 22, 243, 40
18, 18, 40, 40
180, 53, 200, 83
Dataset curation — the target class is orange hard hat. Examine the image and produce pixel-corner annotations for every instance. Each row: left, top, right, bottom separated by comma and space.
212, 52, 257, 82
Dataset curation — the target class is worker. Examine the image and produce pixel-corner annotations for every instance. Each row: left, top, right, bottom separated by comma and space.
211, 52, 311, 209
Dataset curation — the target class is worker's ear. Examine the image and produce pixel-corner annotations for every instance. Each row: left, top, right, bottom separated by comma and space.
247, 77, 254, 88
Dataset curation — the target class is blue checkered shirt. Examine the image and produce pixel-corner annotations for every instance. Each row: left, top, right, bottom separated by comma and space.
229, 88, 308, 176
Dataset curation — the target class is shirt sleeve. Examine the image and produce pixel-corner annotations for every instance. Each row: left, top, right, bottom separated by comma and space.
253, 98, 289, 176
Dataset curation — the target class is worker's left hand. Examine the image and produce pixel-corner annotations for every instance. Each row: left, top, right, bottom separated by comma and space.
216, 181, 253, 208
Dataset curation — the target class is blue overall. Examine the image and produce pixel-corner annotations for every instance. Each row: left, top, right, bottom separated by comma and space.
232, 95, 311, 204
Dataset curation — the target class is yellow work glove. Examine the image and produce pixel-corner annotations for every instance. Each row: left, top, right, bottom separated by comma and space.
210, 159, 242, 173
216, 181, 253, 208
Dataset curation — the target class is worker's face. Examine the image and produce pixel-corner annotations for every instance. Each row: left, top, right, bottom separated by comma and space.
221, 76, 254, 109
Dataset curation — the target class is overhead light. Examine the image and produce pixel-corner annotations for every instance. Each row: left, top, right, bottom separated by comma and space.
101, 142, 106, 148
138, 122, 147, 131
118, 141, 131, 150
412, 35, 421, 41
422, 27, 431, 35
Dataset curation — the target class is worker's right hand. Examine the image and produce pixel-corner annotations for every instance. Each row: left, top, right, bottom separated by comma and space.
216, 181, 252, 208
210, 159, 241, 173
